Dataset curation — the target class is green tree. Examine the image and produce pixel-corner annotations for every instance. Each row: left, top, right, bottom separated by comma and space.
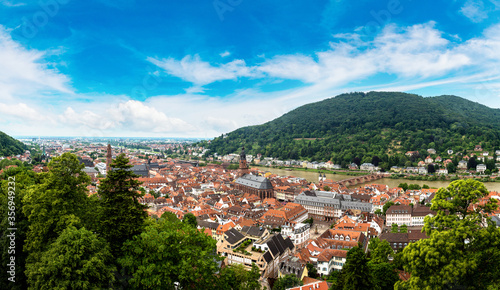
374, 209, 382, 216
398, 183, 408, 191
23, 153, 91, 262
396, 179, 500, 289
399, 224, 408, 233
367, 237, 399, 289
369, 262, 399, 290
0, 168, 36, 290
468, 156, 477, 170
382, 201, 395, 215
306, 263, 318, 278
26, 226, 115, 289
335, 246, 372, 290
447, 162, 456, 173
391, 223, 399, 233
272, 274, 302, 290
367, 237, 393, 264
323, 185, 331, 191
161, 211, 180, 223
98, 153, 147, 255
218, 263, 261, 290
119, 217, 222, 289
182, 212, 197, 228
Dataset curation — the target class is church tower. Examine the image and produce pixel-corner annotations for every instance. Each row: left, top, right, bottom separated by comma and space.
106, 143, 112, 173
239, 146, 249, 176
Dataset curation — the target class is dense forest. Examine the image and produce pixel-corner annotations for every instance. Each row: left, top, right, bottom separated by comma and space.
202, 92, 500, 168
0, 131, 25, 157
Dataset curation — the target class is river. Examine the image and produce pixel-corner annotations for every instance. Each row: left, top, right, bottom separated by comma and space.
255, 166, 500, 191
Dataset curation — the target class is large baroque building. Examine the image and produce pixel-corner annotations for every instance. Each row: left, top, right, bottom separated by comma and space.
295, 190, 372, 221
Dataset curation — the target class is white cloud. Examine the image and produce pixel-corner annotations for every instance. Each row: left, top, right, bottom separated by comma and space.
147, 54, 256, 86
373, 23, 470, 77
0, 1, 26, 7
0, 102, 44, 121
0, 25, 72, 101
461, 0, 488, 22
257, 22, 469, 84
60, 107, 117, 130
107, 100, 196, 133
257, 54, 322, 83
149, 22, 472, 91
460, 24, 500, 62
220, 51, 231, 58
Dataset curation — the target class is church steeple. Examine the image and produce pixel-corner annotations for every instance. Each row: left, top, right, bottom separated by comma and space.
239, 146, 249, 176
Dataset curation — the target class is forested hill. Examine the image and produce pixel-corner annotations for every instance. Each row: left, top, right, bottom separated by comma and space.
203, 92, 500, 167
0, 130, 26, 156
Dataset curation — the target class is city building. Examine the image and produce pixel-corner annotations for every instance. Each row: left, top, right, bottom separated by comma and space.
295, 190, 372, 221
235, 174, 274, 200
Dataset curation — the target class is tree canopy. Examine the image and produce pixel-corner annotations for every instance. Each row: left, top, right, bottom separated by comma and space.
0, 130, 26, 156
26, 226, 115, 289
202, 92, 500, 169
334, 246, 373, 290
97, 153, 147, 256
119, 216, 222, 289
396, 179, 500, 289
272, 274, 302, 290
22, 153, 92, 261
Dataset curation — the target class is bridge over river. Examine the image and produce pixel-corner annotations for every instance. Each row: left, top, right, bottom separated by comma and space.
336, 173, 391, 187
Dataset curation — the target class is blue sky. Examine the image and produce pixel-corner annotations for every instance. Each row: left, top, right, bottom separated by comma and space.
1, 0, 500, 138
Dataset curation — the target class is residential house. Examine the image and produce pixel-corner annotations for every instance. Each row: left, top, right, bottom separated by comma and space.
278, 255, 308, 280
360, 163, 376, 171
410, 206, 435, 227
316, 249, 348, 275
418, 167, 428, 175
215, 221, 236, 243
458, 160, 468, 169
477, 164, 487, 174
386, 205, 412, 226
405, 151, 419, 158
218, 234, 294, 278
318, 229, 368, 251
240, 225, 270, 241
379, 233, 409, 251
288, 280, 329, 290
281, 222, 310, 249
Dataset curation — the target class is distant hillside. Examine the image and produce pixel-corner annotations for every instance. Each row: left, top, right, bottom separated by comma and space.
0, 131, 26, 156
203, 92, 500, 168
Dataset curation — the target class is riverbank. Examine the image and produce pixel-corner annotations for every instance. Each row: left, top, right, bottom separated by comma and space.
253, 165, 368, 176
256, 166, 500, 191
390, 173, 500, 183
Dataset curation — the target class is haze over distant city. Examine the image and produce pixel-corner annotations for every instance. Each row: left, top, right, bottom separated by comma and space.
1, 0, 500, 138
